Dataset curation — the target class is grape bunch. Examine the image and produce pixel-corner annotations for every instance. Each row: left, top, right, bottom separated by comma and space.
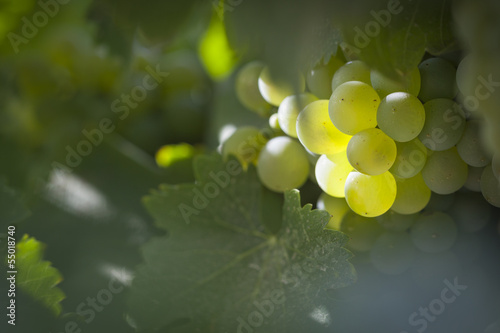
224, 51, 500, 222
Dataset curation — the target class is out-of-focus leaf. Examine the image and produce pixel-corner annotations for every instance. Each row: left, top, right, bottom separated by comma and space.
0, 179, 30, 227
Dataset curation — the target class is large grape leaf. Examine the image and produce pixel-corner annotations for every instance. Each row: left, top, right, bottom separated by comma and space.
339, 0, 458, 76
15, 235, 65, 316
128, 154, 356, 332
224, 0, 344, 74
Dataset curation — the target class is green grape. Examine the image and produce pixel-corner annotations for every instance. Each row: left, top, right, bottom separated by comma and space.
235, 61, 272, 116
315, 152, 352, 198
418, 58, 458, 102
268, 113, 281, 131
493, 153, 500, 180
258, 66, 305, 106
346, 128, 397, 175
449, 192, 492, 232
455, 54, 473, 96
306, 56, 344, 99
480, 165, 500, 208
376, 210, 417, 231
425, 192, 455, 212
391, 173, 431, 215
411, 251, 461, 292
457, 119, 492, 167
421, 147, 468, 194
222, 126, 267, 168
331, 60, 371, 93
410, 211, 458, 253
277, 93, 318, 138
390, 138, 427, 179
418, 98, 466, 151
329, 81, 380, 135
340, 211, 384, 252
344, 171, 397, 217
317, 192, 350, 230
464, 166, 484, 192
296, 100, 351, 155
370, 231, 418, 275
377, 92, 426, 142
256, 136, 309, 193
370, 67, 421, 99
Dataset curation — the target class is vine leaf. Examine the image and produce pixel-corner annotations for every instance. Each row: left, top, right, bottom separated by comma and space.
128, 154, 356, 332
15, 235, 65, 316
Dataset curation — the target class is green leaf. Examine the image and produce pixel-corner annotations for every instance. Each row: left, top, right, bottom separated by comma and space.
339, 0, 426, 76
338, 0, 458, 75
224, 0, 343, 73
128, 154, 356, 332
419, 0, 458, 55
15, 235, 65, 316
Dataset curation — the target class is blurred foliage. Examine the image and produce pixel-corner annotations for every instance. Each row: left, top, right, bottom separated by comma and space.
0, 0, 498, 332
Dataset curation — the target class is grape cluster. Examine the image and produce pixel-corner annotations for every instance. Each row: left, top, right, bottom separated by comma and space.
225, 52, 500, 221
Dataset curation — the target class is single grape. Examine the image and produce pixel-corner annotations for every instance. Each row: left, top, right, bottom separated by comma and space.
256, 136, 309, 192
370, 231, 418, 275
424, 192, 456, 212
258, 66, 305, 106
235, 61, 272, 116
306, 56, 344, 99
391, 173, 431, 215
464, 166, 484, 192
222, 126, 267, 168
370, 67, 421, 99
390, 138, 427, 178
315, 152, 352, 198
449, 192, 492, 232
331, 60, 371, 93
480, 164, 500, 207
418, 57, 458, 102
277, 93, 318, 138
340, 212, 384, 252
346, 128, 397, 175
268, 113, 281, 131
296, 100, 351, 155
410, 211, 458, 253
418, 98, 466, 151
344, 171, 397, 217
421, 147, 468, 194
457, 119, 492, 167
377, 92, 425, 142
329, 81, 380, 135
316, 192, 350, 230
376, 210, 417, 231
